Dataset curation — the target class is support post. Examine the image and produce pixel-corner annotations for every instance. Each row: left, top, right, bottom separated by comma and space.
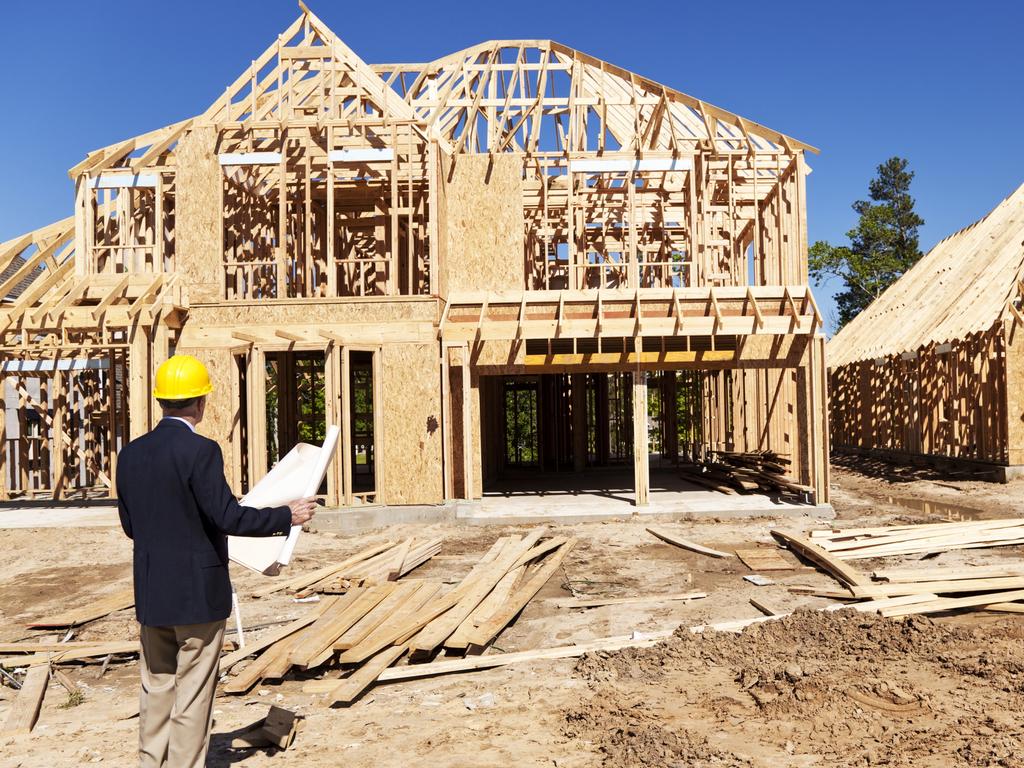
341, 346, 353, 506
571, 373, 587, 471
632, 358, 649, 506
247, 346, 268, 489
128, 319, 150, 441
0, 376, 7, 501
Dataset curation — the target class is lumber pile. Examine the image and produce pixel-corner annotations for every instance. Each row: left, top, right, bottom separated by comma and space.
221, 529, 576, 705
776, 519, 1024, 617
27, 588, 135, 629
808, 518, 1024, 559
251, 538, 442, 598
680, 450, 812, 498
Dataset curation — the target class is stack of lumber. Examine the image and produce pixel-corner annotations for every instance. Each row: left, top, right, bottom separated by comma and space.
808, 518, 1024, 559
251, 538, 442, 599
679, 450, 812, 498
27, 587, 135, 629
222, 528, 576, 706
776, 521, 1024, 617
0, 640, 141, 669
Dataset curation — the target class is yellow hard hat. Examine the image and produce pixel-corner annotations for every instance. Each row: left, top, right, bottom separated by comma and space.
153, 355, 214, 400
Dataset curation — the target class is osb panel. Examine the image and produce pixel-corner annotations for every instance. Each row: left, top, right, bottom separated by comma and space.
380, 343, 443, 504
186, 298, 440, 325
176, 126, 222, 304
174, 345, 241, 491
443, 154, 524, 294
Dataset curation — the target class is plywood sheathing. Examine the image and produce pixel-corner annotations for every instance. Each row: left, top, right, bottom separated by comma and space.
441, 155, 525, 295
380, 343, 443, 504
175, 126, 222, 305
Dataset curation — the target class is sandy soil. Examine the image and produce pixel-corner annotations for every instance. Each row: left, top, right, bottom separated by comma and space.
1, 464, 1022, 767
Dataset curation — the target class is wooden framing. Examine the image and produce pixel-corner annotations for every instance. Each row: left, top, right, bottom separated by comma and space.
1, 8, 829, 505
829, 184, 1024, 477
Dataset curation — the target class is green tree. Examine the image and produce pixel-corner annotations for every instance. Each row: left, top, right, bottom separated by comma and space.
809, 157, 924, 329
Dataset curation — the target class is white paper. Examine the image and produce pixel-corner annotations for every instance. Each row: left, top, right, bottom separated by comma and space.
228, 425, 340, 575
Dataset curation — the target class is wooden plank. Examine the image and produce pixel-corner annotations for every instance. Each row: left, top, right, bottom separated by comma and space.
305, 630, 676, 693
27, 587, 134, 628
288, 585, 393, 668
325, 645, 406, 706
220, 597, 339, 671
459, 538, 578, 651
0, 641, 140, 669
553, 592, 706, 609
646, 527, 732, 559
331, 581, 425, 652
249, 542, 396, 598
880, 588, 1024, 618
734, 547, 795, 571
769, 530, 869, 589
3, 663, 48, 735
850, 576, 1024, 600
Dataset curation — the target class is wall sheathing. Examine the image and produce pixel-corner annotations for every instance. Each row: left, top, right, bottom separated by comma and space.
441, 154, 525, 294
379, 342, 443, 505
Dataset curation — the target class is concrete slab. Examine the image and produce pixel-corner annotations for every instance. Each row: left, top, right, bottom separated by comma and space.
0, 505, 120, 529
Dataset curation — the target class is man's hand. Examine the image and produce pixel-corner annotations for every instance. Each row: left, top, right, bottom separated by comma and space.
288, 497, 318, 526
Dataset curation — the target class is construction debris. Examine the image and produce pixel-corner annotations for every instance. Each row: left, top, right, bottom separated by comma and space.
231, 706, 303, 750
218, 529, 575, 706
647, 527, 732, 558
808, 518, 1024, 559
3, 663, 49, 735
27, 588, 135, 629
680, 450, 813, 499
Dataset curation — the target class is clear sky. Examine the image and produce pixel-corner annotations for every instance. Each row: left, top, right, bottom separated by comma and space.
3, 0, 1022, 333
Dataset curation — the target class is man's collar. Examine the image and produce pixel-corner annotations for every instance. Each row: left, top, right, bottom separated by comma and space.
160, 416, 196, 433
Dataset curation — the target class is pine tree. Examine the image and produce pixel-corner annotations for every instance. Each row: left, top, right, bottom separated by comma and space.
810, 157, 924, 328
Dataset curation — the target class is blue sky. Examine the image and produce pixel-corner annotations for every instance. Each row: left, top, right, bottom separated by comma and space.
2, 1, 1022, 334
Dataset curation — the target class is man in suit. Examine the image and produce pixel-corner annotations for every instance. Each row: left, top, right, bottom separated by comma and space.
117, 354, 318, 768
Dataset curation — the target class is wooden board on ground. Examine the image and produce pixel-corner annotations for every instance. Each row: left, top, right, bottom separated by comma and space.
27, 588, 135, 628
553, 592, 706, 609
3, 663, 49, 735
735, 548, 795, 571
646, 527, 732, 558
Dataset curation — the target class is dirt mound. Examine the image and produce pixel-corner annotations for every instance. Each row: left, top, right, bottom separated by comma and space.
565, 610, 1024, 766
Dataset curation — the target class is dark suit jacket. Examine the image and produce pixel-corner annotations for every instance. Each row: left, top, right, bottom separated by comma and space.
116, 418, 291, 627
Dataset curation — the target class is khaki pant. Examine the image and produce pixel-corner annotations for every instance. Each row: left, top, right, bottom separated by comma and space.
139, 620, 225, 768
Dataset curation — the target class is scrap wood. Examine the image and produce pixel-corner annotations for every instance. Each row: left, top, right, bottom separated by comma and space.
26, 587, 135, 628
734, 547, 796, 571
871, 564, 1024, 582
223, 530, 573, 698
769, 530, 869, 589
411, 531, 547, 657
304, 630, 677, 694
457, 537, 577, 652
0, 641, 140, 669
249, 541, 396, 598
808, 519, 1024, 560
879, 588, 1024, 618
3, 663, 49, 735
231, 705, 302, 750
554, 592, 706, 609
850, 575, 1024, 600
220, 598, 337, 671
647, 527, 732, 559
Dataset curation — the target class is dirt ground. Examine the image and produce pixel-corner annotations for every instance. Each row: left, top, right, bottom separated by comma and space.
2, 461, 1023, 767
